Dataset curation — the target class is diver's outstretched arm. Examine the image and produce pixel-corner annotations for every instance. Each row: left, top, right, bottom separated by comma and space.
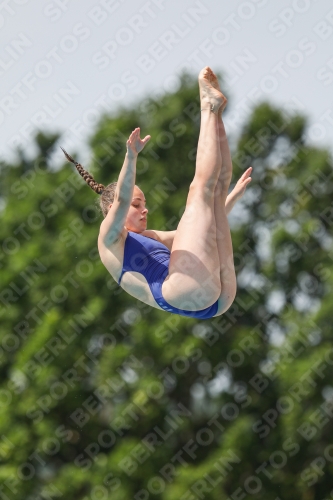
115, 127, 151, 202
99, 128, 150, 245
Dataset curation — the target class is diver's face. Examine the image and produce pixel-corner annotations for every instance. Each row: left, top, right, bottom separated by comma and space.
125, 186, 148, 233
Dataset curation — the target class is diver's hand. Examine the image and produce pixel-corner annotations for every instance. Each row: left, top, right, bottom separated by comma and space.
126, 128, 151, 158
225, 167, 253, 215
231, 167, 252, 200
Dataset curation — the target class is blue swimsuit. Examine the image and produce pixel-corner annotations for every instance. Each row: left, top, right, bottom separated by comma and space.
117, 231, 219, 319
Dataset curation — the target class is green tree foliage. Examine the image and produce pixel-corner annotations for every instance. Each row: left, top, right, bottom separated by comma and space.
0, 73, 333, 500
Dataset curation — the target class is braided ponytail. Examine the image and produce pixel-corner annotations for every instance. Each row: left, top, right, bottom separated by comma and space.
61, 147, 118, 218
60, 147, 105, 194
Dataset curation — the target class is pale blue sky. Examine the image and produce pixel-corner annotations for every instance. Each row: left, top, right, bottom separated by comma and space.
1, 0, 333, 166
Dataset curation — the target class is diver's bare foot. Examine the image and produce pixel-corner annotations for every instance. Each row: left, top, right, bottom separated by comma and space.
206, 67, 221, 91
206, 68, 228, 115
199, 66, 227, 114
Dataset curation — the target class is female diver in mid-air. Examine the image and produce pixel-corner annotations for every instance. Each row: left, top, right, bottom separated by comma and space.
61, 67, 252, 319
